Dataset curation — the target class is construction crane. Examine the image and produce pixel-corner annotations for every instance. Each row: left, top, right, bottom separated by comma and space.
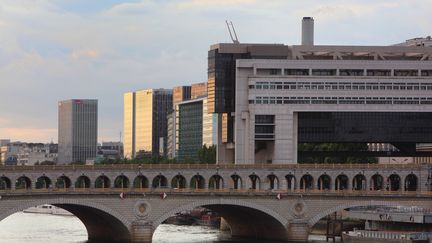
226, 20, 240, 44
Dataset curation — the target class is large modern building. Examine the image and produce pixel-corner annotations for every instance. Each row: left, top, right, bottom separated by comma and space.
123, 89, 172, 158
175, 98, 216, 161
58, 99, 98, 164
208, 17, 432, 164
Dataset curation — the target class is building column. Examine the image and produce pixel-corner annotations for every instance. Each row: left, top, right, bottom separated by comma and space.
131, 220, 154, 243
286, 221, 310, 242
273, 112, 297, 164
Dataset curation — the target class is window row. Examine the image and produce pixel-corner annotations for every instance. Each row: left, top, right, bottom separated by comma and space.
251, 81, 432, 91
255, 68, 432, 77
251, 96, 432, 105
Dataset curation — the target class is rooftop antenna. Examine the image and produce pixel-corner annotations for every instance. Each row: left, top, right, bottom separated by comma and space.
226, 20, 240, 44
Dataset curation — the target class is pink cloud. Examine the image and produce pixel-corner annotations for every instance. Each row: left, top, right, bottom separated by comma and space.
0, 127, 57, 143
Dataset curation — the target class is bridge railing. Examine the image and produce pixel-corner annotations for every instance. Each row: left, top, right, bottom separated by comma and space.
0, 163, 424, 171
1, 188, 431, 197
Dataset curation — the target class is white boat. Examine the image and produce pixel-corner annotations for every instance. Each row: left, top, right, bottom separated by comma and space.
23, 204, 73, 216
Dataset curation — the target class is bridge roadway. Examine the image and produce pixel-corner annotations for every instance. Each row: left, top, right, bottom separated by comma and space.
0, 163, 431, 242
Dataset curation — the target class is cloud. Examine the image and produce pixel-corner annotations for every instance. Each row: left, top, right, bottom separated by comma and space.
1, 0, 431, 143
70, 49, 100, 60
0, 128, 57, 143
177, 0, 257, 9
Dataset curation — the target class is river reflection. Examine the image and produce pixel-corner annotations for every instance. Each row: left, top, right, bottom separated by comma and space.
0, 212, 325, 243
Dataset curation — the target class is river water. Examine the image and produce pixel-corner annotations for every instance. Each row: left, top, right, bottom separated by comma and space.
0, 212, 326, 243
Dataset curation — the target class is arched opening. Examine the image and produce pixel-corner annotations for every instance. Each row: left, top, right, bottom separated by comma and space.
317, 174, 331, 190
35, 176, 52, 189
266, 174, 279, 190
190, 175, 205, 189
152, 175, 168, 188
300, 174, 313, 190
404, 174, 418, 191
75, 176, 91, 189
352, 174, 366, 190
15, 176, 31, 190
285, 174, 296, 190
387, 174, 401, 191
114, 175, 129, 189
231, 174, 242, 190
335, 174, 349, 190
371, 174, 384, 190
154, 202, 289, 242
171, 175, 186, 189
209, 175, 224, 190
133, 175, 149, 189
55, 175, 71, 189
0, 176, 11, 190
0, 202, 131, 242
249, 174, 260, 190
95, 175, 110, 189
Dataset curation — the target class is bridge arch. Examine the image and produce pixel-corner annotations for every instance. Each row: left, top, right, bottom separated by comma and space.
152, 175, 168, 188
300, 174, 313, 190
230, 174, 242, 189
95, 175, 110, 188
154, 199, 289, 241
352, 173, 367, 190
335, 174, 348, 190
370, 173, 384, 190
266, 174, 279, 190
317, 174, 331, 190
249, 174, 261, 190
15, 176, 31, 190
0, 176, 11, 190
404, 173, 418, 191
75, 175, 91, 188
55, 175, 71, 189
114, 175, 130, 189
388, 174, 401, 191
190, 174, 205, 189
308, 200, 432, 227
285, 174, 296, 190
171, 174, 187, 189
209, 174, 224, 189
36, 176, 52, 189
133, 175, 149, 189
0, 198, 132, 242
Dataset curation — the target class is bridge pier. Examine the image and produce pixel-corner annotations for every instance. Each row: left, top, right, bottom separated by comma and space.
286, 221, 310, 242
131, 220, 154, 243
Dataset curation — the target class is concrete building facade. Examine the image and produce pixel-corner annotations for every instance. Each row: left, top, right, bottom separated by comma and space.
58, 99, 97, 164
233, 57, 432, 164
123, 89, 172, 158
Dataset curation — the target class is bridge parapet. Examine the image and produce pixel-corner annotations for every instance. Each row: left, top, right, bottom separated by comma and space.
0, 163, 430, 193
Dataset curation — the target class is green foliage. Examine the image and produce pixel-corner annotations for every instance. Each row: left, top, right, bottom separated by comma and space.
298, 143, 378, 164
39, 160, 56, 165
69, 160, 85, 165
93, 145, 216, 165
197, 145, 216, 164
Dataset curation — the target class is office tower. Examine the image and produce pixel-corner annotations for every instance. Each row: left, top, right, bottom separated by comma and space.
58, 99, 97, 164
123, 89, 172, 158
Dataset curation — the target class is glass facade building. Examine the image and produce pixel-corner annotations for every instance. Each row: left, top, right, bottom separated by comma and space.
123, 89, 172, 158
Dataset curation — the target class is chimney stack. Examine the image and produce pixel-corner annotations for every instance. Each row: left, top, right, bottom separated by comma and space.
302, 17, 314, 45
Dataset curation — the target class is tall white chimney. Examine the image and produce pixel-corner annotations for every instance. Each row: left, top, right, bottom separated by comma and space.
302, 17, 314, 45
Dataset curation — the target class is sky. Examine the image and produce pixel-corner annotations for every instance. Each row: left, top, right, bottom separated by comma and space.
0, 0, 431, 143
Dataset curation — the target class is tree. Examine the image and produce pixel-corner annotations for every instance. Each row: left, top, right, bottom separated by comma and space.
197, 145, 216, 164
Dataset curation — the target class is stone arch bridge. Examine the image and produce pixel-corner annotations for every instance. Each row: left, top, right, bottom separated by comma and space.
0, 163, 431, 242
